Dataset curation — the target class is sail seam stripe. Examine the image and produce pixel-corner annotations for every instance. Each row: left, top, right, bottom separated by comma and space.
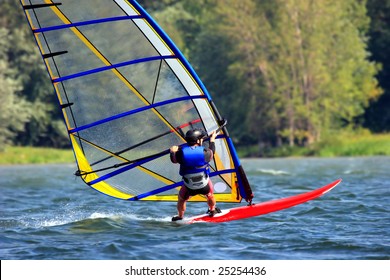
68, 95, 206, 134
87, 153, 168, 186
87, 146, 232, 187
32, 15, 143, 33
127, 169, 237, 200
52, 55, 176, 83
127, 182, 183, 201
89, 118, 201, 167
79, 134, 225, 177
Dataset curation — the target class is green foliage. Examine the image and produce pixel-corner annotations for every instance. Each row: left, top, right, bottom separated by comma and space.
255, 130, 390, 157
172, 0, 382, 150
0, 0, 69, 149
364, 0, 390, 132
0, 0, 388, 157
313, 130, 390, 157
0, 27, 31, 151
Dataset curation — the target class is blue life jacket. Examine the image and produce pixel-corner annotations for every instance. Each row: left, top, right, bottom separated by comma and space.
179, 145, 209, 176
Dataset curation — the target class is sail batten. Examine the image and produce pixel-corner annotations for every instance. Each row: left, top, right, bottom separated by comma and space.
21, 0, 253, 203
33, 15, 143, 33
89, 118, 201, 167
68, 95, 206, 134
22, 2, 62, 10
52, 55, 177, 83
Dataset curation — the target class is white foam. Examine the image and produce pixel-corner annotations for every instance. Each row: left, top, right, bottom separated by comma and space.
257, 168, 290, 175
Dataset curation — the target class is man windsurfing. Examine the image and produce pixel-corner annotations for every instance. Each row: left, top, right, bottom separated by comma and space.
170, 129, 221, 221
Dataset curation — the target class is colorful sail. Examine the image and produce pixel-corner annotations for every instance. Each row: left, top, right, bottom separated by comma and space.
20, 0, 253, 203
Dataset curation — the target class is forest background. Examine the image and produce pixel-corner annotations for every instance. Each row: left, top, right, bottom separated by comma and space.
0, 0, 389, 163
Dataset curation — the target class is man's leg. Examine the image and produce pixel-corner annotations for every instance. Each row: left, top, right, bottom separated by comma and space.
177, 195, 186, 218
206, 180, 217, 212
172, 186, 189, 221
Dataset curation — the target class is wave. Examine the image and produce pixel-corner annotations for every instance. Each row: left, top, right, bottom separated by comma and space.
256, 168, 291, 176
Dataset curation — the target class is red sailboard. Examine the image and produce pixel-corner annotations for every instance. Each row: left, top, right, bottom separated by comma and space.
183, 179, 341, 224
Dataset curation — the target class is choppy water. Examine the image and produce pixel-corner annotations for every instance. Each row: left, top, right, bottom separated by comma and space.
0, 157, 389, 260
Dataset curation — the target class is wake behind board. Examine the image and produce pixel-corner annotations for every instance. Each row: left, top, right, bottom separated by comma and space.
181, 179, 341, 224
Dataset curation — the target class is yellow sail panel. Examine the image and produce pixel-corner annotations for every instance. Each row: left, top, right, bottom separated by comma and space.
140, 193, 240, 202
70, 135, 132, 200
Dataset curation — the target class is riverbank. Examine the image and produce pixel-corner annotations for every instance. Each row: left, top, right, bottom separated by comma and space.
239, 132, 390, 158
1, 132, 389, 164
0, 147, 74, 165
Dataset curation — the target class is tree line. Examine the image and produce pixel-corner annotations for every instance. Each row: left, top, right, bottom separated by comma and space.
0, 0, 389, 153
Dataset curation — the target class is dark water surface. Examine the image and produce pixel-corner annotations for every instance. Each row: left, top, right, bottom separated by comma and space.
1, 157, 389, 260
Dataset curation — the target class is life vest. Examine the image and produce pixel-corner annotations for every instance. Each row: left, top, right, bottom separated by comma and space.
180, 146, 210, 189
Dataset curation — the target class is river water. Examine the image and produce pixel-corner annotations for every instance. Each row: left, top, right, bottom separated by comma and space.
0, 157, 389, 260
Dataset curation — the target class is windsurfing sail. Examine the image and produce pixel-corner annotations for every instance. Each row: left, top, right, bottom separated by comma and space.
20, 0, 253, 203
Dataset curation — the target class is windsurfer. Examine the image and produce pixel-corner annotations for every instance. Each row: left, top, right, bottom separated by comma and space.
170, 129, 221, 221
